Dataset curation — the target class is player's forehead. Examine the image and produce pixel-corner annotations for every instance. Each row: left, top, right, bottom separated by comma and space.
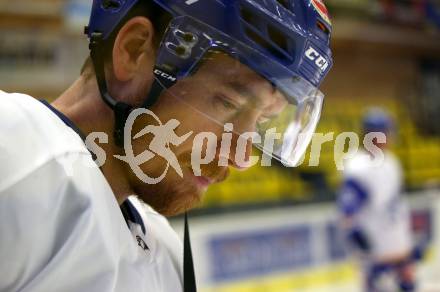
193, 52, 285, 107
196, 52, 268, 85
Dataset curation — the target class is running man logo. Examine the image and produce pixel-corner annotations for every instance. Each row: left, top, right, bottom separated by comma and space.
115, 108, 193, 184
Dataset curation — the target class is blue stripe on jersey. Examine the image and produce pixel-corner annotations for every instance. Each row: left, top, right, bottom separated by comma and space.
121, 200, 146, 235
338, 178, 369, 216
39, 100, 86, 141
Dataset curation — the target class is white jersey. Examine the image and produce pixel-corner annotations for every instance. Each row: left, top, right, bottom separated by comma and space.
0, 90, 183, 292
340, 149, 412, 260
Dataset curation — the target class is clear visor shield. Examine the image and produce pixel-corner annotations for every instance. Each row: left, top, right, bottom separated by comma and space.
152, 17, 324, 167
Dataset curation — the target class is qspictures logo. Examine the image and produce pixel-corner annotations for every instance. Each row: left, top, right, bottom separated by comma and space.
114, 108, 193, 184
61, 109, 387, 184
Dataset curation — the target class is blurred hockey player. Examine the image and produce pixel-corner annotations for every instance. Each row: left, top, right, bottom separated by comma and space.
337, 108, 416, 292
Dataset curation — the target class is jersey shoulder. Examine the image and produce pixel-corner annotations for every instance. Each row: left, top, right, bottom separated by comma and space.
0, 91, 89, 191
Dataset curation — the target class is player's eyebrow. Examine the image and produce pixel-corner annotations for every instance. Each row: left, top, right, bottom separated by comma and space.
226, 80, 282, 109
226, 80, 262, 106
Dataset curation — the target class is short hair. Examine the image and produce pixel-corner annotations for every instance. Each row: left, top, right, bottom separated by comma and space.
81, 1, 172, 77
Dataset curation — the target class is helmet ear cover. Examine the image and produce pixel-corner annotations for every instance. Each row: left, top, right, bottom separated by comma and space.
87, 1, 172, 54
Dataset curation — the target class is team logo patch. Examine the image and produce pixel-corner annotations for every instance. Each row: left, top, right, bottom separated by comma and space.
136, 235, 149, 252
311, 0, 331, 26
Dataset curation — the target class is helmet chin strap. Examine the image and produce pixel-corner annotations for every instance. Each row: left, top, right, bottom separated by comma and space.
89, 32, 133, 147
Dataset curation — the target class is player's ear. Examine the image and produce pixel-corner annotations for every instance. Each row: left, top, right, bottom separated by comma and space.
112, 16, 155, 82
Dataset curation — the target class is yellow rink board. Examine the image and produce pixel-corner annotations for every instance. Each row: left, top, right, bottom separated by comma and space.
203, 261, 359, 292
203, 247, 436, 292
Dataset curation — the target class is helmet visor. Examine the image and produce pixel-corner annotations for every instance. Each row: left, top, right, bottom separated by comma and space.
150, 16, 324, 167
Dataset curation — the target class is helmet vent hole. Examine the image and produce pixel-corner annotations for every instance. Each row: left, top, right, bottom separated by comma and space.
240, 6, 255, 24
316, 20, 329, 35
102, 0, 122, 11
243, 27, 289, 61
267, 25, 289, 54
240, 4, 292, 62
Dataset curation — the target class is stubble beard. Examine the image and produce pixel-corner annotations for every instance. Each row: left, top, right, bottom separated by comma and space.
132, 153, 229, 216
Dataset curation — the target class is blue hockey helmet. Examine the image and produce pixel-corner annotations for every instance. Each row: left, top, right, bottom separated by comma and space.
85, 0, 334, 166
87, 0, 332, 87
362, 108, 393, 134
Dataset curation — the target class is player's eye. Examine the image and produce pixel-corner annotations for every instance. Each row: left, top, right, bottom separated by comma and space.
214, 94, 240, 111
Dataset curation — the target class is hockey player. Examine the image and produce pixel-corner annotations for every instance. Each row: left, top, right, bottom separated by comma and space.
338, 108, 416, 292
0, 1, 332, 291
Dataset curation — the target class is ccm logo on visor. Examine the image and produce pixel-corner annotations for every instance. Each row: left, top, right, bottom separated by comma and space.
154, 69, 177, 82
305, 47, 329, 72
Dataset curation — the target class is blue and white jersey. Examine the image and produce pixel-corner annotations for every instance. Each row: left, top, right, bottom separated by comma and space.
0, 90, 183, 292
338, 149, 412, 260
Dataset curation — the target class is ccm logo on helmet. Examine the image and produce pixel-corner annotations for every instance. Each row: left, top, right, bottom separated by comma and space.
305, 47, 329, 71
154, 69, 177, 82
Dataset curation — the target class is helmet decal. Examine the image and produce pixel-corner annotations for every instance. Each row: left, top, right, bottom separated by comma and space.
310, 0, 331, 26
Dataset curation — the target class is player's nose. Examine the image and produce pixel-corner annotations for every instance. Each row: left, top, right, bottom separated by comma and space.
227, 133, 254, 171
